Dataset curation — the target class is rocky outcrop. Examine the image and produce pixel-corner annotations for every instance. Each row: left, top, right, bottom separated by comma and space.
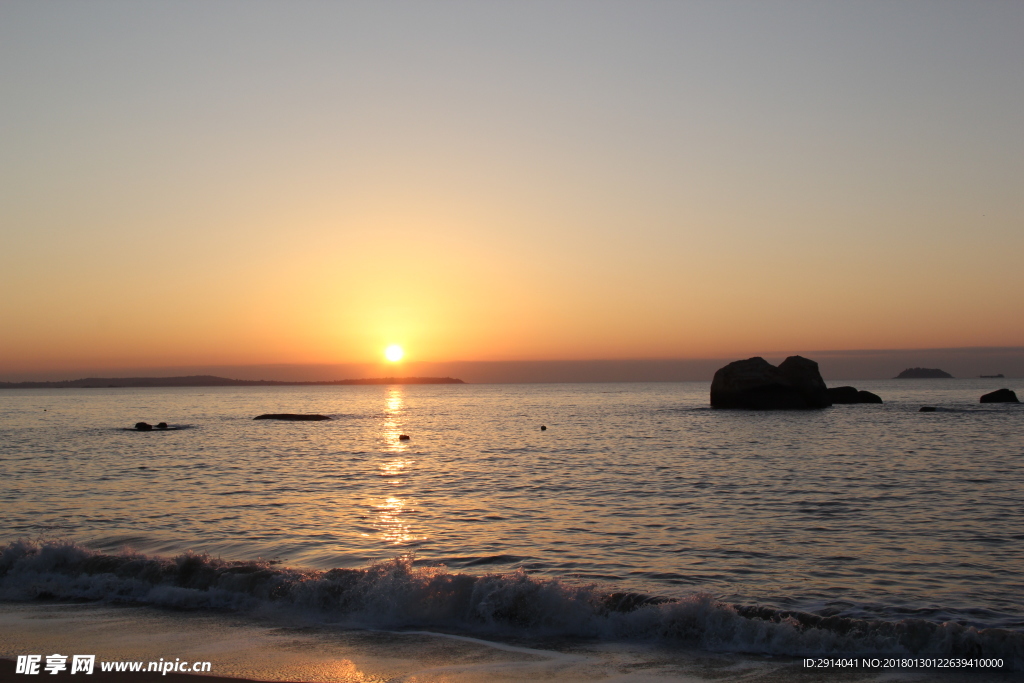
135, 422, 153, 431
710, 356, 831, 409
253, 414, 331, 421
980, 389, 1019, 403
827, 386, 883, 404
895, 368, 953, 379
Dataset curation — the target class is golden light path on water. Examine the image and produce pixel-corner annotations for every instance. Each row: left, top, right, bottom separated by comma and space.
3, 381, 1024, 629
367, 386, 423, 546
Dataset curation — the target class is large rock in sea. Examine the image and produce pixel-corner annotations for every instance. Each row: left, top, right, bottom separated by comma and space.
710, 356, 832, 409
980, 389, 1020, 403
827, 386, 883, 404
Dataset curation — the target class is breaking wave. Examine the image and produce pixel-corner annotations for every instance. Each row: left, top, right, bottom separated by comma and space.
2, 540, 1021, 668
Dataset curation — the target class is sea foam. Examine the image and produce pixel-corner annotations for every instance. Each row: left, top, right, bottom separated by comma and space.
1, 540, 1020, 668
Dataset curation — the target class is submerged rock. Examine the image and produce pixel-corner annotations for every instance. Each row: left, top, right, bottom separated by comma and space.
919, 406, 937, 412
827, 386, 883, 404
134, 422, 153, 431
253, 414, 331, 421
980, 388, 1020, 403
710, 356, 831, 409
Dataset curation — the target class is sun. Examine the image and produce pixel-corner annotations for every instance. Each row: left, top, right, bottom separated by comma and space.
384, 345, 404, 362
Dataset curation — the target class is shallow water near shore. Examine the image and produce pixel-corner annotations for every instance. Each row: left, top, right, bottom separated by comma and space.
1, 380, 1022, 676
2, 602, 1018, 682
0, 600, 774, 682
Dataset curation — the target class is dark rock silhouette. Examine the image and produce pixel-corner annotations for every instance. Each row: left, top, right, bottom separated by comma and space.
895, 368, 953, 379
156, 422, 168, 429
540, 425, 547, 431
398, 434, 411, 441
827, 386, 883, 404
980, 389, 1020, 403
980, 374, 1004, 378
253, 414, 331, 421
134, 422, 153, 431
919, 406, 937, 412
710, 356, 831, 409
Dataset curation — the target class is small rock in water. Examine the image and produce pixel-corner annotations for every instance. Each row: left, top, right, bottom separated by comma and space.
399, 434, 411, 441
540, 425, 547, 431
156, 422, 169, 429
919, 406, 937, 412
135, 422, 153, 431
253, 414, 331, 421
980, 388, 1020, 404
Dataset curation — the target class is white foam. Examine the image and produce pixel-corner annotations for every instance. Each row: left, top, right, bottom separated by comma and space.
2, 539, 1021, 669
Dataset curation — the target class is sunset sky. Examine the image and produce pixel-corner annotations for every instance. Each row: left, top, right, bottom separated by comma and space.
2, 1, 1022, 378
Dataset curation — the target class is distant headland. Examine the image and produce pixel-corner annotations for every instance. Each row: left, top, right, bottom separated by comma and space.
894, 367, 954, 379
0, 375, 465, 389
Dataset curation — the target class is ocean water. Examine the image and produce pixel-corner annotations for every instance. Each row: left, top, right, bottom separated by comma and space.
1, 380, 1022, 672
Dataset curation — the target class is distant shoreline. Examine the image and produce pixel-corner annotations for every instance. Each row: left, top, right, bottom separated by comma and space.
0, 375, 465, 389
5, 348, 1021, 384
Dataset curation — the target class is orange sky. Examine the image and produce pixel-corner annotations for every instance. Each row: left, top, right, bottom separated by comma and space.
2, 2, 1022, 377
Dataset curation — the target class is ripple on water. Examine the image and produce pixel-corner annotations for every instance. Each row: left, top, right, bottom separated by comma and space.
1, 381, 1023, 628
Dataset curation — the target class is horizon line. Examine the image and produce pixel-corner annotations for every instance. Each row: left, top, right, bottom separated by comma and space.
3, 346, 1022, 385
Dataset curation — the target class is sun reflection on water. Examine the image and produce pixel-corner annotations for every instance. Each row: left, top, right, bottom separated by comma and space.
370, 386, 424, 545
378, 457, 413, 483
382, 387, 408, 452
371, 495, 423, 545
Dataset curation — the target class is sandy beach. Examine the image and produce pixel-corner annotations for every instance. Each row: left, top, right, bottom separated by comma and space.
4, 602, 1020, 683
0, 601, 768, 682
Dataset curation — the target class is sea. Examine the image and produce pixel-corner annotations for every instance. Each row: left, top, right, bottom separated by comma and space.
1, 380, 1022, 681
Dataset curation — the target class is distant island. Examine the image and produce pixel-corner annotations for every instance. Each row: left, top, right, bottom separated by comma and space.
894, 367, 954, 379
0, 375, 465, 389
980, 374, 1004, 378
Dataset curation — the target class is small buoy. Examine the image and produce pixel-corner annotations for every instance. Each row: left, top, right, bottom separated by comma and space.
919, 406, 937, 412
540, 425, 547, 431
399, 434, 410, 441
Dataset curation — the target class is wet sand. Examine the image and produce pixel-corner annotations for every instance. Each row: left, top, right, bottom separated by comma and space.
0, 602, 1016, 682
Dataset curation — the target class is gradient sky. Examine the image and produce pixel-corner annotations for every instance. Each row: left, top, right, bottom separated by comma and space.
2, 1, 1022, 376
